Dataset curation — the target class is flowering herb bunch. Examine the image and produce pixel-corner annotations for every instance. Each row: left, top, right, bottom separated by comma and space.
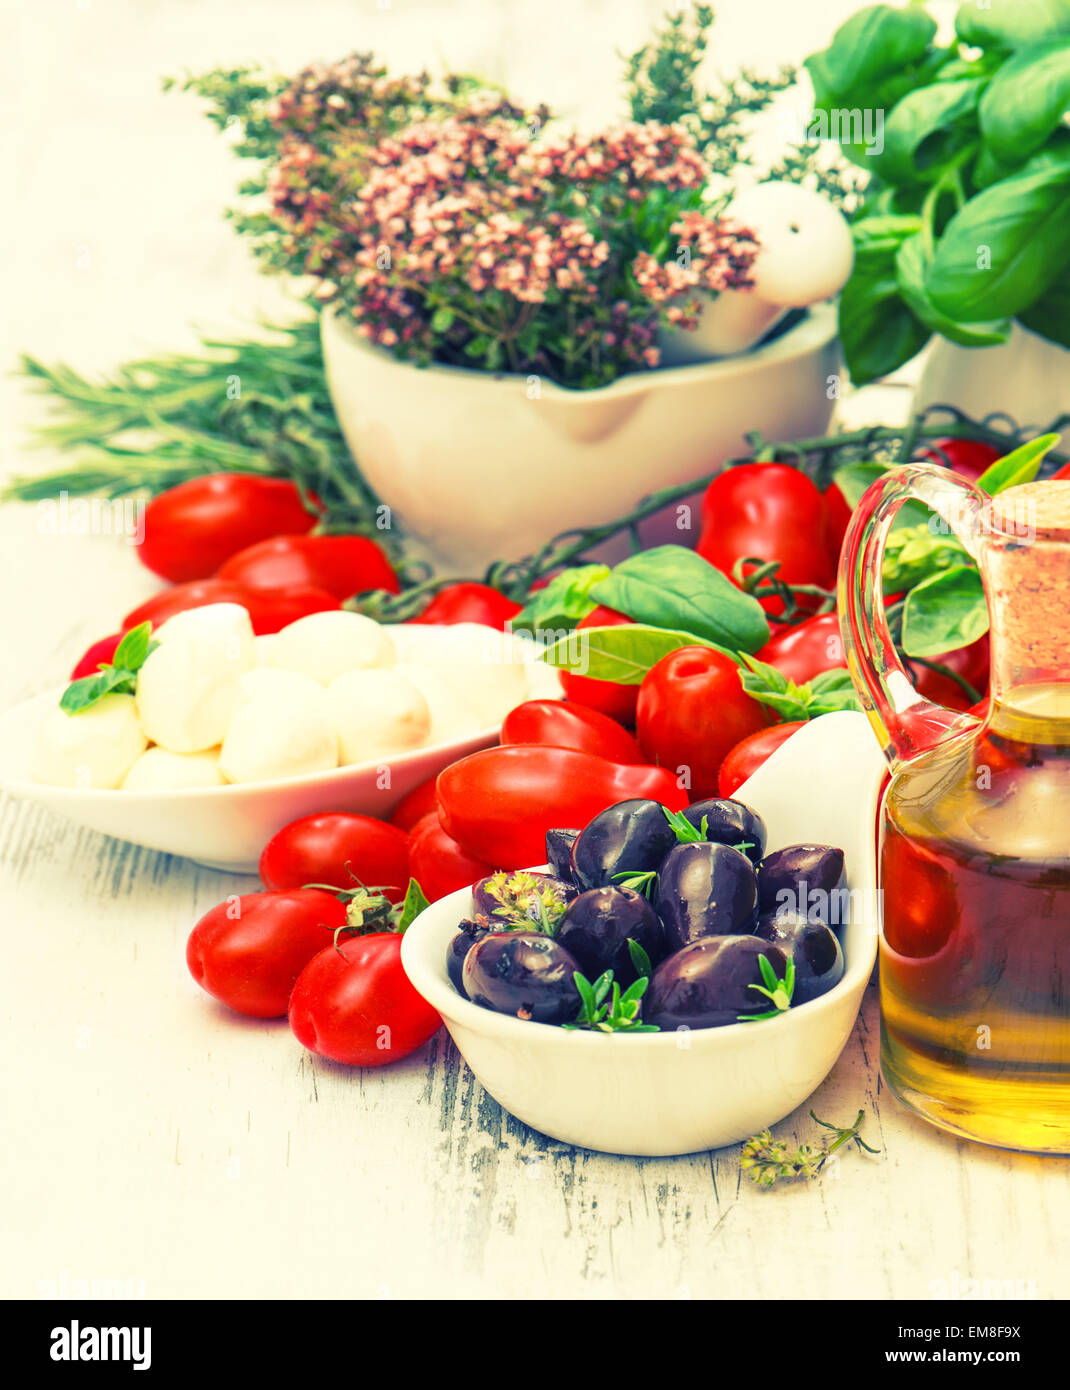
279, 100, 760, 388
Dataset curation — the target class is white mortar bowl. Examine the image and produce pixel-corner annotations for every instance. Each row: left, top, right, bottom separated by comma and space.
401, 712, 887, 1156
322, 305, 840, 575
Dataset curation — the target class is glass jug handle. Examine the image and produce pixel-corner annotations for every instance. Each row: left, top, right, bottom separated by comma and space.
837, 462, 986, 771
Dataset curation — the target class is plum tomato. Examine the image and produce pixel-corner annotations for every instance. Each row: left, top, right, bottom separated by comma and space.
410, 582, 521, 630
559, 606, 639, 726
655, 841, 758, 952
389, 775, 440, 833
186, 888, 348, 1019
570, 798, 678, 890
259, 813, 411, 904
757, 844, 845, 919
636, 646, 772, 801
446, 920, 489, 997
471, 869, 575, 930
697, 464, 836, 600
718, 723, 806, 797
289, 932, 441, 1066
408, 813, 493, 903
645, 935, 789, 1030
680, 798, 767, 866
69, 632, 123, 681
462, 932, 581, 1023
121, 579, 340, 636
754, 612, 845, 686
218, 534, 399, 600
138, 474, 320, 583
754, 910, 844, 1005
501, 699, 645, 765
545, 828, 581, 882
437, 745, 688, 869
555, 886, 664, 984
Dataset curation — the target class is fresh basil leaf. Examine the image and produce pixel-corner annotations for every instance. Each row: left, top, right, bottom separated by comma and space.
883, 523, 970, 591
851, 215, 924, 262
396, 878, 430, 933
972, 145, 1017, 190
976, 432, 1059, 494
591, 545, 770, 654
927, 151, 1070, 321
979, 40, 1070, 165
738, 656, 860, 720
511, 564, 608, 636
59, 666, 133, 714
111, 621, 157, 673
1019, 261, 1070, 347
871, 79, 987, 185
540, 624, 730, 686
805, 5, 936, 111
956, 0, 1070, 50
895, 234, 1012, 347
901, 566, 989, 659
838, 260, 930, 385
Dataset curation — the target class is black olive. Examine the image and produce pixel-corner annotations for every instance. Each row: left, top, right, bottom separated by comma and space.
655, 841, 758, 951
545, 828, 581, 883
462, 932, 582, 1024
570, 798, 678, 890
555, 886, 664, 984
754, 909, 845, 1004
471, 870, 575, 931
446, 920, 489, 997
681, 798, 767, 865
645, 935, 790, 1030
757, 844, 846, 921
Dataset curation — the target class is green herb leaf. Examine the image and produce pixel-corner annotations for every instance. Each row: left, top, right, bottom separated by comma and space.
870, 79, 986, 186
540, 624, 731, 686
739, 656, 861, 721
838, 257, 930, 386
626, 938, 653, 978
612, 869, 658, 899
975, 432, 1059, 494
395, 878, 430, 933
901, 565, 989, 659
112, 622, 157, 673
566, 966, 658, 1033
979, 40, 1070, 165
58, 620, 158, 715
591, 545, 770, 654
805, 5, 936, 113
661, 804, 704, 844
895, 234, 1011, 349
882, 522, 970, 591
956, 0, 1070, 50
510, 564, 609, 637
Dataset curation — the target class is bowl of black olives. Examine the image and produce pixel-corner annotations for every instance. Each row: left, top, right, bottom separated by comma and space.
401, 710, 888, 1155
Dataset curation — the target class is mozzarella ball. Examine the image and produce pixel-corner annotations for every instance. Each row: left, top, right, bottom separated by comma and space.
237, 667, 330, 712
32, 693, 147, 790
136, 603, 255, 753
269, 610, 395, 686
121, 746, 226, 792
394, 661, 484, 744
219, 698, 338, 784
434, 623, 531, 726
254, 635, 279, 667
326, 669, 432, 764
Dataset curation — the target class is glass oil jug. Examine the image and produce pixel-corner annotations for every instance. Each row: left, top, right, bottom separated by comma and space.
840, 464, 1070, 1152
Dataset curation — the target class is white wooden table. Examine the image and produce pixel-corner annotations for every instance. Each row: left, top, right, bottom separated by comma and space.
3, 0, 1068, 1304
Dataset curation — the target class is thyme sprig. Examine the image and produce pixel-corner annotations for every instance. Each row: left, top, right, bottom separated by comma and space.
741, 1109, 879, 1187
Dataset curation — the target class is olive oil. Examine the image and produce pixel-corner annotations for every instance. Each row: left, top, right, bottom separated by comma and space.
880, 687, 1070, 1152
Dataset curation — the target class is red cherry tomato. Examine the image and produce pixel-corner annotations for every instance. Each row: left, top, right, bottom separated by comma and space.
390, 776, 441, 833
410, 582, 521, 630
501, 699, 645, 764
636, 646, 772, 802
437, 745, 688, 869
407, 813, 493, 901
186, 889, 348, 1019
121, 580, 340, 636
218, 534, 399, 600
1052, 459, 1070, 481
697, 464, 836, 610
918, 438, 1001, 484
559, 606, 638, 726
289, 932, 441, 1067
259, 813, 411, 903
823, 483, 853, 564
754, 612, 845, 685
138, 474, 320, 583
69, 632, 122, 681
718, 722, 806, 798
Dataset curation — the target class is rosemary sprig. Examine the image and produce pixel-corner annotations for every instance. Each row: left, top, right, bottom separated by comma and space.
741, 1108, 879, 1187
563, 968, 660, 1033
612, 869, 659, 900
737, 953, 795, 1022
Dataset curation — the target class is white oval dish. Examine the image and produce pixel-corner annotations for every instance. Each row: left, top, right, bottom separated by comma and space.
0, 625, 561, 873
401, 712, 888, 1156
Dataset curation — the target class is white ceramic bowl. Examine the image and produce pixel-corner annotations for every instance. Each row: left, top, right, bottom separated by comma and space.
0, 629, 561, 873
322, 305, 840, 575
401, 712, 888, 1156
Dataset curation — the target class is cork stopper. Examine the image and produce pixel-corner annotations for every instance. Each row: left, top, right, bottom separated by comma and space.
981, 480, 1070, 685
